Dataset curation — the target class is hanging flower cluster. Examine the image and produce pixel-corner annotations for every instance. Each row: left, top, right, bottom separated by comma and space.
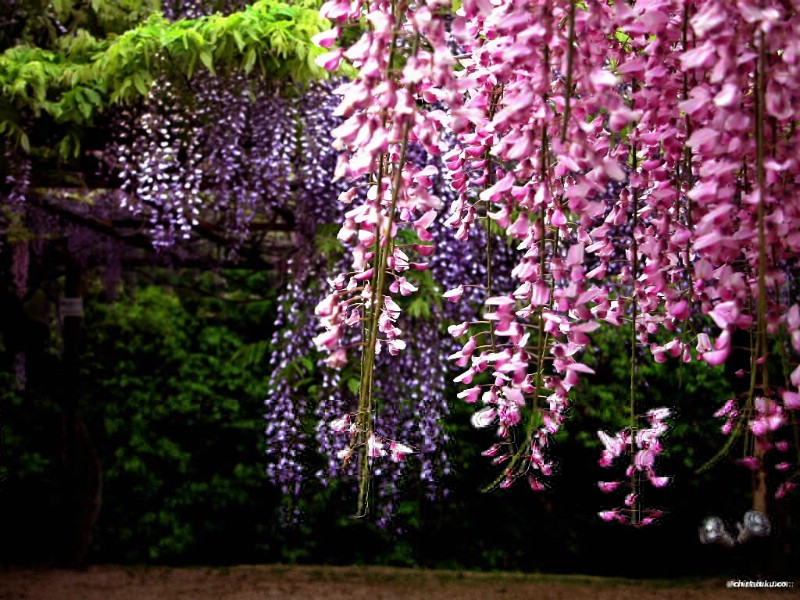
312, 0, 461, 515
259, 80, 454, 523
597, 407, 672, 526
317, 0, 800, 521
0, 0, 463, 524
109, 72, 301, 253
1, 142, 31, 298
103, 24, 458, 518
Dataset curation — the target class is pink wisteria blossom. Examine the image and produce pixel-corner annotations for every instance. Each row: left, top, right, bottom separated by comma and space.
315, 0, 800, 519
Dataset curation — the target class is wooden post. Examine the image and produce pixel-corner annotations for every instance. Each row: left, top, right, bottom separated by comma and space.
59, 264, 102, 568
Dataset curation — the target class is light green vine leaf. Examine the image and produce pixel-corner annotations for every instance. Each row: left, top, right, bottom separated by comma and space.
0, 0, 332, 156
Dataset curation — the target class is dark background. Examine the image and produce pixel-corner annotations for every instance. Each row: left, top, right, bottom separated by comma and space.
0, 268, 796, 579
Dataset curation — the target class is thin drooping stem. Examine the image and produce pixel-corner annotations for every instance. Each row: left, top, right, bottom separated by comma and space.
483, 44, 553, 492
755, 30, 768, 391
629, 140, 640, 527
356, 119, 413, 516
681, 0, 694, 299
751, 27, 769, 514
485, 83, 504, 354
560, 0, 576, 144
353, 20, 419, 517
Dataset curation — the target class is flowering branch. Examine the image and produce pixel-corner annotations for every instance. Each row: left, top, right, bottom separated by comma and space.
309, 0, 800, 523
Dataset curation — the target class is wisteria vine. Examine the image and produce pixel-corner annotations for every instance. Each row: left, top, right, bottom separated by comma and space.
314, 0, 800, 525
3, 0, 799, 532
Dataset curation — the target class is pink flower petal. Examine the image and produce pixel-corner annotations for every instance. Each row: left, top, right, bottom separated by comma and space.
649, 475, 671, 488
702, 347, 730, 366
457, 386, 481, 404
443, 285, 464, 302
597, 481, 621, 493
776, 482, 797, 499
314, 49, 344, 71
782, 390, 800, 410
311, 27, 341, 49
737, 456, 761, 471
635, 449, 656, 470
470, 407, 496, 429
686, 127, 719, 149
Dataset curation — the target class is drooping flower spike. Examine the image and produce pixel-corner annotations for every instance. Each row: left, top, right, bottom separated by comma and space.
313, 0, 800, 520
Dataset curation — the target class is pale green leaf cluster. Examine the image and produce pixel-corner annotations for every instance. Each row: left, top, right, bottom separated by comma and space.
0, 0, 330, 155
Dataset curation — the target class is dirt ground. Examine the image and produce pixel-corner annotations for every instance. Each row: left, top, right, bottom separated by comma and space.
0, 564, 796, 600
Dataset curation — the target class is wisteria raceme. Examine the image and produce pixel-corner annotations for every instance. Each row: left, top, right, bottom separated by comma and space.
1, 141, 29, 214
597, 408, 672, 526
318, 0, 800, 522
1, 143, 31, 298
11, 240, 28, 299
437, 0, 620, 494
258, 81, 453, 520
262, 80, 353, 499
264, 295, 344, 503
312, 0, 462, 516
110, 77, 202, 249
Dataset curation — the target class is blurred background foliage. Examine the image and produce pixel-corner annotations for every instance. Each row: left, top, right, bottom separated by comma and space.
1, 268, 796, 577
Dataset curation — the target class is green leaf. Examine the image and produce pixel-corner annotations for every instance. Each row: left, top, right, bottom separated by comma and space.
407, 296, 432, 320
243, 48, 257, 74
232, 29, 245, 52
84, 87, 102, 104
199, 50, 215, 75
132, 71, 148, 95
0, 0, 330, 150
230, 341, 269, 368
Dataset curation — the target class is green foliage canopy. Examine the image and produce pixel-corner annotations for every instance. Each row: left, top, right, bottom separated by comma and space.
0, 0, 330, 155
